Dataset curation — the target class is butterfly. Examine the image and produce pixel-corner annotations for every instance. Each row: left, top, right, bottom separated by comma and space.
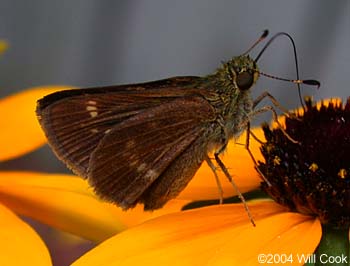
36, 30, 319, 221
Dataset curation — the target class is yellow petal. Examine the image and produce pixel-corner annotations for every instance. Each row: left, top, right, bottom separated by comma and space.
0, 171, 189, 242
212, 212, 321, 265
0, 172, 124, 242
179, 127, 264, 200
72, 201, 296, 266
0, 86, 74, 161
0, 40, 8, 55
115, 198, 192, 228
274, 97, 343, 128
0, 203, 51, 266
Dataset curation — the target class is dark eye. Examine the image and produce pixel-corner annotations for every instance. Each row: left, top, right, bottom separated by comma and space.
236, 71, 254, 91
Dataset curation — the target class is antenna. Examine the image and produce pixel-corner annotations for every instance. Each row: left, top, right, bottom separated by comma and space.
258, 71, 320, 88
242, 29, 269, 55
254, 32, 319, 109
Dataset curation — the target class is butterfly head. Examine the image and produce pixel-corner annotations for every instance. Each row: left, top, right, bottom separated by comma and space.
226, 55, 260, 91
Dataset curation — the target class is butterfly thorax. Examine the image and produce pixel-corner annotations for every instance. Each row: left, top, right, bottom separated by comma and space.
199, 55, 259, 137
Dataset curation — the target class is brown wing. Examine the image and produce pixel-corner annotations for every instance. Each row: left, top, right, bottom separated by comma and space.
88, 97, 216, 210
36, 76, 204, 178
140, 133, 209, 210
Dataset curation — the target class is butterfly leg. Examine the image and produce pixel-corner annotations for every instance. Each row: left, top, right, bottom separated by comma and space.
245, 122, 271, 186
248, 127, 265, 144
205, 156, 224, 204
253, 91, 300, 121
238, 103, 297, 187
214, 143, 255, 226
250, 105, 299, 144
254, 91, 286, 112
252, 92, 300, 142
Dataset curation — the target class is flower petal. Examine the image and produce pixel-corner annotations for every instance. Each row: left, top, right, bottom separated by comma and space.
116, 198, 192, 228
72, 201, 298, 266
0, 40, 8, 55
0, 203, 51, 266
0, 86, 74, 161
212, 211, 321, 265
274, 98, 343, 128
0, 172, 189, 242
179, 127, 264, 200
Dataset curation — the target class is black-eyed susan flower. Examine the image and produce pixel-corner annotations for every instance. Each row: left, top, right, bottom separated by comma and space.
71, 97, 350, 266
260, 97, 350, 228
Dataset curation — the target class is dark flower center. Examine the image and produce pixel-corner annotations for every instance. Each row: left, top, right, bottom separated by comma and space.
258, 97, 350, 228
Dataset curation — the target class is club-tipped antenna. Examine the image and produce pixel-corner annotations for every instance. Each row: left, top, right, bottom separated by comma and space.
254, 32, 317, 109
242, 29, 269, 55
258, 71, 320, 88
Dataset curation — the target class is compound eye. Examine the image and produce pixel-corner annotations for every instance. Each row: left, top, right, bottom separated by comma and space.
236, 70, 254, 90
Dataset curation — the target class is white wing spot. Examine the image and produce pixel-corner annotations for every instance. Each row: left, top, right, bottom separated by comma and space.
89, 111, 98, 117
137, 163, 147, 173
86, 106, 97, 111
86, 105, 98, 117
87, 100, 97, 105
144, 169, 158, 181
105, 129, 111, 134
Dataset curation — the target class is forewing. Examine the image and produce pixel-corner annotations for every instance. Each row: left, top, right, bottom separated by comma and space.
36, 76, 204, 177
88, 97, 215, 209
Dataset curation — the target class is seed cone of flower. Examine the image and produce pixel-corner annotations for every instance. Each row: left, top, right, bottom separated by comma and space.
259, 97, 350, 228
